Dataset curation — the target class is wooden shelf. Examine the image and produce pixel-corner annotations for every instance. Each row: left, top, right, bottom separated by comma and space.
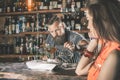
21, 31, 49, 35
0, 31, 49, 37
0, 30, 89, 37
0, 54, 37, 58
0, 54, 40, 62
73, 29, 89, 34
0, 9, 61, 16
0, 8, 85, 16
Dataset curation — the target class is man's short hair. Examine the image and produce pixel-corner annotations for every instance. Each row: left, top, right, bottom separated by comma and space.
47, 15, 61, 25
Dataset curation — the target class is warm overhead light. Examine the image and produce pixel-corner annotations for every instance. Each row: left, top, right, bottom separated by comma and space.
26, 0, 32, 11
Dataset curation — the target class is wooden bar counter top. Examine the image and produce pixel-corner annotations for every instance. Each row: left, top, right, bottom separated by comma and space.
0, 62, 87, 80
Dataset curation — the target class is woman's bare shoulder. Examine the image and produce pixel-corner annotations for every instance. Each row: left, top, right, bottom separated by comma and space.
107, 49, 120, 63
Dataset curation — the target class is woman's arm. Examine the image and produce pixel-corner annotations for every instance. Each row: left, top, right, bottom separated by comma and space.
97, 50, 120, 80
75, 39, 98, 76
75, 55, 93, 75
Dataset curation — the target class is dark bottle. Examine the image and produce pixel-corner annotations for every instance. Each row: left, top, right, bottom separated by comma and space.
52, 0, 58, 9
42, 14, 47, 31
66, 14, 71, 30
70, 15, 75, 30
25, 16, 31, 32
8, 17, 12, 34
58, 0, 62, 9
44, 0, 50, 10
21, 16, 26, 32
9, 44, 14, 54
11, 17, 16, 34
25, 36, 30, 54
20, 37, 27, 54
35, 0, 40, 10
71, 1, 75, 12
15, 17, 20, 34
12, 0, 17, 12
22, 0, 27, 11
74, 0, 81, 12
66, 0, 72, 12
14, 37, 21, 54
81, 0, 86, 8
16, 0, 22, 12
4, 18, 9, 34
39, 34, 44, 47
18, 16, 23, 32
0, 0, 4, 13
75, 13, 81, 30
30, 15, 35, 32
35, 13, 40, 32
6, 0, 12, 13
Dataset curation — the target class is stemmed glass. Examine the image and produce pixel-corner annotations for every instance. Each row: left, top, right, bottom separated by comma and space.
44, 43, 57, 59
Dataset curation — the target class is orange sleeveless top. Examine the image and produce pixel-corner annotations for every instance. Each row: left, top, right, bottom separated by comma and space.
88, 40, 120, 80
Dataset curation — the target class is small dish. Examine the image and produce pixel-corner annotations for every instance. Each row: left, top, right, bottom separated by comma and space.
26, 60, 58, 71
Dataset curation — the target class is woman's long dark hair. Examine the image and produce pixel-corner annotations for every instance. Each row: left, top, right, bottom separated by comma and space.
86, 0, 120, 43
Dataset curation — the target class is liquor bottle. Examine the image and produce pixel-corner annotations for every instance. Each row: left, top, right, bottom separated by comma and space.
52, 0, 58, 9
81, 0, 86, 8
15, 17, 20, 33
75, 13, 81, 30
26, 15, 31, 32
4, 18, 9, 34
21, 16, 26, 32
11, 17, 16, 34
30, 15, 35, 32
70, 14, 75, 30
14, 37, 21, 54
6, 0, 12, 13
66, 14, 71, 30
0, 0, 4, 13
74, 0, 81, 12
14, 0, 18, 12
2, 0, 6, 13
39, 34, 43, 46
61, 0, 66, 12
20, 37, 23, 54
29, 42, 33, 54
66, 0, 72, 12
22, 0, 27, 11
58, 0, 62, 9
44, 0, 50, 10
26, 36, 30, 54
35, 13, 40, 32
18, 16, 23, 32
42, 14, 47, 31
8, 17, 12, 34
20, 36, 27, 54
12, 0, 17, 12
17, 0, 22, 12
71, 1, 75, 12
39, 0, 43, 10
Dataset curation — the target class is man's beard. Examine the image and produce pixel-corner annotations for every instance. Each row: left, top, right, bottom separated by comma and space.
54, 34, 66, 45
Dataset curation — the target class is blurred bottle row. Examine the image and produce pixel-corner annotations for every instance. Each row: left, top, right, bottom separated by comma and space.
0, 34, 45, 54
0, 0, 86, 13
2, 12, 86, 35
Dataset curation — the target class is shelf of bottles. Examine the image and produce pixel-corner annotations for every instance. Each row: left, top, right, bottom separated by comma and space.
0, 0, 86, 15
0, 0, 88, 60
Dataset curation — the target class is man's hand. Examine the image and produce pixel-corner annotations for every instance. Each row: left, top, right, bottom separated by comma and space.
64, 42, 75, 51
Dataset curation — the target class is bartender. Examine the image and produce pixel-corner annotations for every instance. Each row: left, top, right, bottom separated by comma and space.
45, 15, 88, 65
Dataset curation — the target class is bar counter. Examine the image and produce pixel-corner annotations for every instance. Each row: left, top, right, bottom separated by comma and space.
0, 62, 87, 80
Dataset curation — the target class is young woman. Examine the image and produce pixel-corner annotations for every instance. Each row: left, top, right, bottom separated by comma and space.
75, 0, 120, 80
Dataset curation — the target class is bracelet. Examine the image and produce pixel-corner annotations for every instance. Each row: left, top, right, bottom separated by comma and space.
90, 37, 98, 40
84, 49, 94, 58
